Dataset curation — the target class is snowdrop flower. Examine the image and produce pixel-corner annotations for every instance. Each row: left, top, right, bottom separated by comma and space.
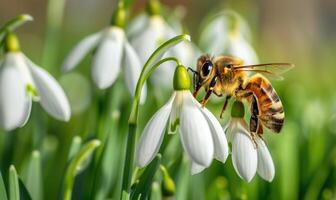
225, 101, 275, 182
129, 0, 197, 89
62, 3, 146, 102
0, 33, 70, 131
136, 65, 229, 175
199, 10, 258, 65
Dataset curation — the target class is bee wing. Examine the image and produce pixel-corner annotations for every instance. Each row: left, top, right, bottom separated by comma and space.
234, 63, 294, 80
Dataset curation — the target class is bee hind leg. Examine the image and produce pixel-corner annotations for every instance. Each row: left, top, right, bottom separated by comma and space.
250, 95, 260, 148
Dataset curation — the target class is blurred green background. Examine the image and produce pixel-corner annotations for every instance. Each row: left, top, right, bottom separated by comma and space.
1, 0, 336, 199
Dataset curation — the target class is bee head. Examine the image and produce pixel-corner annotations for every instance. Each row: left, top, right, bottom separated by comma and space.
192, 54, 215, 97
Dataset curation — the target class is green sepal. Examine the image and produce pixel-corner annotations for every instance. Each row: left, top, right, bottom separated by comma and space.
231, 101, 245, 118
173, 65, 191, 90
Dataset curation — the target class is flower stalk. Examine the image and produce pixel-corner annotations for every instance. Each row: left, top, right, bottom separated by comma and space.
0, 14, 33, 44
121, 34, 190, 196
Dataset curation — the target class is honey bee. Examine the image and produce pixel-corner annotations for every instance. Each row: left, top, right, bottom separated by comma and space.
189, 54, 293, 138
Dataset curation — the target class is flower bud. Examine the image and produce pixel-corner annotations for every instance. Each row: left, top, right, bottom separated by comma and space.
4, 32, 20, 52
146, 0, 161, 16
111, 2, 126, 28
160, 165, 175, 197
173, 65, 190, 90
231, 101, 245, 118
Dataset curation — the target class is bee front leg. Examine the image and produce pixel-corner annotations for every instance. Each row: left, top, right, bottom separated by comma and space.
220, 95, 231, 118
201, 90, 212, 107
201, 76, 218, 107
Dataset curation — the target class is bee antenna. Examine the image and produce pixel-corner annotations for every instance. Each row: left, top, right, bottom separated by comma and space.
187, 67, 198, 74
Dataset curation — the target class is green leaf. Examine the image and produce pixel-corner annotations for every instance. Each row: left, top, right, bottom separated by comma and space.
63, 139, 101, 200
24, 151, 42, 200
9, 165, 20, 200
67, 136, 82, 161
0, 171, 8, 200
130, 155, 161, 200
0, 14, 33, 44
19, 178, 32, 200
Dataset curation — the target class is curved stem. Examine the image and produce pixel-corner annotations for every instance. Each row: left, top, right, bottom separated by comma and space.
0, 14, 33, 45
129, 34, 190, 124
142, 57, 181, 82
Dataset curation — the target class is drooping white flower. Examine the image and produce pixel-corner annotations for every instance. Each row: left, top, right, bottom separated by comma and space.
129, 11, 198, 90
199, 10, 259, 65
0, 34, 71, 131
136, 66, 228, 174
62, 22, 146, 102
225, 117, 275, 182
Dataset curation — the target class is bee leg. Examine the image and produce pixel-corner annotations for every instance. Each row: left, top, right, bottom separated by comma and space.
201, 90, 212, 107
220, 95, 231, 118
213, 91, 223, 97
250, 95, 260, 148
201, 76, 218, 107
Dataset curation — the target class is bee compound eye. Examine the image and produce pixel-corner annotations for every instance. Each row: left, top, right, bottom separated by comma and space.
202, 61, 213, 77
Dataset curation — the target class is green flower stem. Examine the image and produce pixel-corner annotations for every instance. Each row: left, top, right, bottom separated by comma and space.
42, 0, 66, 71
0, 14, 33, 44
129, 34, 190, 124
142, 57, 181, 82
121, 34, 190, 196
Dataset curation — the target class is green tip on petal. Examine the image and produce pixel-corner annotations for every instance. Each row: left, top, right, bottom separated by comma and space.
146, 0, 161, 16
4, 32, 20, 52
231, 100, 245, 118
26, 84, 38, 99
173, 65, 190, 90
111, 1, 126, 28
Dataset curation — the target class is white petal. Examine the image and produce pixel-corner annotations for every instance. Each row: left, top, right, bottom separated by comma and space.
131, 16, 166, 65
19, 96, 32, 128
201, 107, 229, 163
225, 118, 244, 143
62, 31, 102, 72
26, 58, 71, 121
232, 122, 257, 182
226, 36, 259, 65
123, 41, 147, 104
199, 15, 229, 54
0, 56, 30, 130
169, 91, 184, 134
190, 162, 206, 175
127, 14, 149, 39
92, 27, 124, 89
179, 92, 214, 167
256, 137, 275, 182
136, 93, 175, 167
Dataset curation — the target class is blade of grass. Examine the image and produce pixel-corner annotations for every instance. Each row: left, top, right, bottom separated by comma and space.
24, 151, 42, 200
67, 136, 82, 161
19, 178, 32, 200
63, 139, 101, 200
9, 165, 19, 200
0, 171, 8, 200
130, 155, 161, 200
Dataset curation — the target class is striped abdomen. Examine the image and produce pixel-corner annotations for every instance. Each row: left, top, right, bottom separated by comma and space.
246, 75, 284, 133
